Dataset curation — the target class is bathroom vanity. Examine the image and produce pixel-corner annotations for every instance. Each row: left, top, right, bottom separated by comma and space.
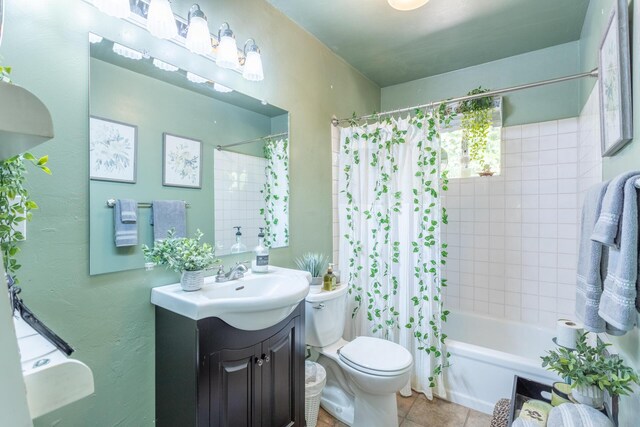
152, 267, 310, 427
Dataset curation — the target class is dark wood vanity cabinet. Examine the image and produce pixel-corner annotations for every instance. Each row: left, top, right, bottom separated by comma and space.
155, 303, 305, 427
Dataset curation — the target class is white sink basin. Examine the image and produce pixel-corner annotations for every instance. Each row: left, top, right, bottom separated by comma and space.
151, 266, 311, 330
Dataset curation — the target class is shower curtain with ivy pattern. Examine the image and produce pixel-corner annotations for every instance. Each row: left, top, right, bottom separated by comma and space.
262, 137, 289, 248
338, 109, 451, 399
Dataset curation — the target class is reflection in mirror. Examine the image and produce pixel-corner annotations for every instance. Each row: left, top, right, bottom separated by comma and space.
88, 33, 289, 275
214, 129, 289, 256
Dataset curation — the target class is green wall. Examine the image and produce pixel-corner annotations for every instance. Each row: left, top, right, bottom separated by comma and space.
381, 41, 582, 127
578, 0, 640, 420
90, 58, 273, 275
0, 0, 379, 425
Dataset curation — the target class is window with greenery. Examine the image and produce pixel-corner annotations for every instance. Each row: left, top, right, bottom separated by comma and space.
440, 126, 501, 179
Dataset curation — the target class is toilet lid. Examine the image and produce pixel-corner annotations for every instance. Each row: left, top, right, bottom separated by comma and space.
338, 337, 412, 376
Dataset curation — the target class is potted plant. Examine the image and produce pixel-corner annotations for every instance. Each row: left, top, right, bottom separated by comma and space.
457, 87, 494, 176
295, 252, 329, 287
142, 229, 218, 292
541, 333, 639, 408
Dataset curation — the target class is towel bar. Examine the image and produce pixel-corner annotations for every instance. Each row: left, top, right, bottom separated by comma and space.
106, 199, 191, 208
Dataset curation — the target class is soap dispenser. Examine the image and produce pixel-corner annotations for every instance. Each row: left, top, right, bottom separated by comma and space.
323, 263, 337, 291
251, 228, 269, 273
230, 226, 247, 254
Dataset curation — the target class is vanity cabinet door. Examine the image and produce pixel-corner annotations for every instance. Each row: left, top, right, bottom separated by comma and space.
261, 317, 303, 427
209, 344, 263, 427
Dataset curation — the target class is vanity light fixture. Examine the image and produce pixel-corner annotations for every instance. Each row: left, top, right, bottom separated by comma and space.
216, 22, 240, 69
88, 33, 104, 44
93, 0, 131, 18
387, 0, 430, 11
112, 43, 144, 60
213, 83, 233, 93
153, 58, 179, 72
185, 4, 211, 55
147, 0, 178, 39
186, 71, 208, 84
242, 39, 264, 82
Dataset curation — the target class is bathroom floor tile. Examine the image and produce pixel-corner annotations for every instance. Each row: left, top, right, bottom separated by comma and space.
405, 395, 469, 427
319, 393, 478, 426
464, 409, 492, 427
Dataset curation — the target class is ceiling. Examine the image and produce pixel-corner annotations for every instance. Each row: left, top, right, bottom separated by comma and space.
266, 0, 590, 87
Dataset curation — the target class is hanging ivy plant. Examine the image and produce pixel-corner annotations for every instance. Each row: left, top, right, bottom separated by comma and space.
0, 153, 51, 283
457, 87, 494, 169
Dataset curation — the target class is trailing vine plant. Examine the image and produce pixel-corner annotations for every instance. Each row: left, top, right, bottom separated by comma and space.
261, 137, 289, 247
457, 87, 494, 170
341, 104, 453, 388
0, 153, 51, 283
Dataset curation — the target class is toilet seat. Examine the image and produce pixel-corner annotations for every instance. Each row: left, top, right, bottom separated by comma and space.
338, 336, 412, 377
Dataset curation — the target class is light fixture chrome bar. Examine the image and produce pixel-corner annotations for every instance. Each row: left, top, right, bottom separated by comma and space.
332, 69, 599, 126
106, 199, 191, 208
216, 132, 289, 151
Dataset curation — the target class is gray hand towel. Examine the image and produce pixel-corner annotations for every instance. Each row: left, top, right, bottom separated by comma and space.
547, 403, 613, 427
114, 199, 138, 247
598, 175, 640, 334
119, 199, 137, 223
591, 171, 640, 248
152, 200, 186, 240
576, 182, 609, 333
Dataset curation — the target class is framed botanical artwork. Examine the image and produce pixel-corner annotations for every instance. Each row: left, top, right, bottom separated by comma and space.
89, 116, 137, 183
599, 0, 633, 157
163, 133, 202, 188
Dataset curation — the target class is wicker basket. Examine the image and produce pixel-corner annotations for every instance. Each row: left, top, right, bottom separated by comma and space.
305, 361, 327, 427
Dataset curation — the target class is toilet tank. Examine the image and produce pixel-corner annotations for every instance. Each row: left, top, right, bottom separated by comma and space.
305, 283, 349, 347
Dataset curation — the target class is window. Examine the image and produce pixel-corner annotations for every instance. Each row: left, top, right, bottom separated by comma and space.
440, 126, 501, 178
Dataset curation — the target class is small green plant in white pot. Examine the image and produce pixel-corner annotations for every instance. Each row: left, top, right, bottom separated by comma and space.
295, 252, 329, 287
541, 333, 639, 408
142, 229, 218, 292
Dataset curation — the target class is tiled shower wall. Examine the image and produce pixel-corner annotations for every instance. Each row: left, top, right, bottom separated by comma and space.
214, 151, 266, 255
331, 101, 601, 328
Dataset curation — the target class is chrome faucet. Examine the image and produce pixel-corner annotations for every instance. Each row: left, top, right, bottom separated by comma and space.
215, 262, 249, 282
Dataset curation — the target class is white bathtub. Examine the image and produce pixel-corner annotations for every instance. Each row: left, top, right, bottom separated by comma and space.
440, 311, 559, 414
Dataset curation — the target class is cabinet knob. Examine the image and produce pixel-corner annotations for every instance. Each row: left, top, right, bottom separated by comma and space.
264, 355, 270, 363
256, 357, 264, 367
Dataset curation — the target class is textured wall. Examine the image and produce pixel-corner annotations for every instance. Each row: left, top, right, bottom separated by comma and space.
0, 0, 379, 425
381, 41, 582, 127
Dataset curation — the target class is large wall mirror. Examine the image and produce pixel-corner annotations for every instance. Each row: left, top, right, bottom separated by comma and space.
89, 33, 289, 275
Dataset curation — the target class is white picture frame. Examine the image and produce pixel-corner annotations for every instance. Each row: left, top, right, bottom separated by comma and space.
89, 116, 137, 183
163, 133, 202, 189
599, 0, 633, 157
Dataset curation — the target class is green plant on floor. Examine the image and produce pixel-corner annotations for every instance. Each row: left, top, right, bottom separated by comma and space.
142, 229, 218, 273
541, 333, 640, 396
294, 252, 329, 278
0, 153, 51, 283
457, 87, 494, 169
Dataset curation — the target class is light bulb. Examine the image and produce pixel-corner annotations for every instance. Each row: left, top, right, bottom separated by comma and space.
147, 0, 177, 40
93, 0, 130, 18
185, 6, 211, 55
213, 83, 233, 93
112, 43, 143, 60
186, 72, 208, 84
216, 24, 239, 69
153, 58, 178, 72
243, 51, 264, 81
387, 0, 430, 11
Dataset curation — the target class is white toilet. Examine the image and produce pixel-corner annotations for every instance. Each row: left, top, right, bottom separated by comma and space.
305, 283, 413, 427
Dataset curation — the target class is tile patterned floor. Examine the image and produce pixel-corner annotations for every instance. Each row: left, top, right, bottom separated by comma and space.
316, 393, 492, 427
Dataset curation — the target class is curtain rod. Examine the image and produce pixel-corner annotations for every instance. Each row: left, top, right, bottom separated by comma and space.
332, 69, 599, 126
216, 132, 289, 151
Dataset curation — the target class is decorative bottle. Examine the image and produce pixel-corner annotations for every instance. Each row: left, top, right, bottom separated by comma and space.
323, 263, 337, 291
230, 226, 247, 254
251, 228, 269, 273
